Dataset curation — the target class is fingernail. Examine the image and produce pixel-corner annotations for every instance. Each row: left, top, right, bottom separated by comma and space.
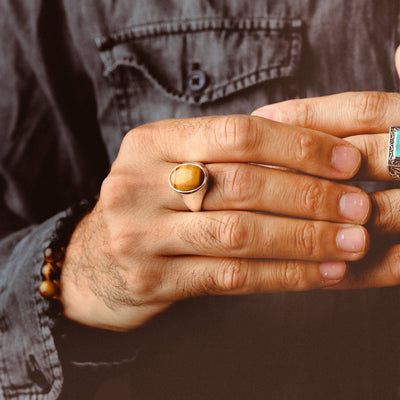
336, 228, 366, 253
320, 262, 347, 280
339, 193, 369, 222
331, 145, 360, 175
252, 106, 282, 122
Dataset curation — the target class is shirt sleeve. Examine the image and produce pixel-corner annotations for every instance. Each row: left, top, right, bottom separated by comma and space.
0, 1, 127, 398
0, 213, 145, 400
0, 217, 65, 399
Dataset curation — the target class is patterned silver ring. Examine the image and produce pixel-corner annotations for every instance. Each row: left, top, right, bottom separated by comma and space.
387, 126, 400, 181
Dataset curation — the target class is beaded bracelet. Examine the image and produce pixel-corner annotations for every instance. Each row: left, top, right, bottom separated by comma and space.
38, 198, 96, 314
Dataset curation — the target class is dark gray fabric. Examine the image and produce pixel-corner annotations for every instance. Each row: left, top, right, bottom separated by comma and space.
1, 0, 400, 399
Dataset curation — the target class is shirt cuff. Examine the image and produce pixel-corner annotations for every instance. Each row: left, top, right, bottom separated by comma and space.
0, 214, 64, 400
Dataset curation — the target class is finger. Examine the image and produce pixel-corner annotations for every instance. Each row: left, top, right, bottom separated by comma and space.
123, 115, 361, 180
368, 189, 400, 234
201, 163, 371, 224
167, 256, 348, 299
252, 91, 400, 136
344, 133, 391, 180
159, 211, 369, 262
325, 242, 400, 290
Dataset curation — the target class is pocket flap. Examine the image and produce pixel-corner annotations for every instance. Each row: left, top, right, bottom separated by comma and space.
96, 18, 302, 105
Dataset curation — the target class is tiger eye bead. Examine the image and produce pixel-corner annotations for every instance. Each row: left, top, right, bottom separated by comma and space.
170, 164, 205, 192
41, 262, 54, 280
41, 262, 61, 281
38, 280, 60, 298
43, 247, 63, 263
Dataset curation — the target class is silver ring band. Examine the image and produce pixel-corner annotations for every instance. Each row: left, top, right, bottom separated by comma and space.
387, 126, 400, 180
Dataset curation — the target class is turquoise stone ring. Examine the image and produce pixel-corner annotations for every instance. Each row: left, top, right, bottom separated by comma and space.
387, 126, 400, 180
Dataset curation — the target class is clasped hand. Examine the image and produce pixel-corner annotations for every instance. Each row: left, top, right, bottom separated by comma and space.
59, 111, 373, 331
58, 52, 400, 332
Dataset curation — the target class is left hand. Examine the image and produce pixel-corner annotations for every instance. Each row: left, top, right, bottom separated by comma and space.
251, 47, 400, 289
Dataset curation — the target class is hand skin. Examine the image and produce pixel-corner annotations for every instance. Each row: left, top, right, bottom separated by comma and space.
252, 46, 400, 290
60, 115, 370, 331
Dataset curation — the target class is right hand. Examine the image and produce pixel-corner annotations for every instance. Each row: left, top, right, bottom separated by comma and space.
60, 115, 370, 331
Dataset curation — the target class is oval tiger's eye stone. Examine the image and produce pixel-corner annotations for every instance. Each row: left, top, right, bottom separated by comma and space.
170, 164, 205, 192
38, 280, 60, 298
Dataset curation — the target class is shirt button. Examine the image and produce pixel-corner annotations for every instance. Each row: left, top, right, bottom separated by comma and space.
187, 69, 207, 92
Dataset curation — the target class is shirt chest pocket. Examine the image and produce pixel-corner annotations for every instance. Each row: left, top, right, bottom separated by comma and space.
96, 17, 303, 137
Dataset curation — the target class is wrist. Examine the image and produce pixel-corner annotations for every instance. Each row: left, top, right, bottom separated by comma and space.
59, 207, 135, 331
59, 210, 109, 328
38, 198, 97, 317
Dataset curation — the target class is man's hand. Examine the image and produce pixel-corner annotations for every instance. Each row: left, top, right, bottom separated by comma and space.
252, 49, 400, 289
60, 115, 369, 331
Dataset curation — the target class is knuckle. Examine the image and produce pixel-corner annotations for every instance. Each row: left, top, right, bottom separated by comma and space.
218, 214, 252, 252
128, 271, 159, 300
108, 227, 130, 258
122, 124, 151, 152
100, 173, 142, 213
107, 221, 143, 262
351, 92, 387, 128
295, 222, 318, 257
122, 119, 178, 159
299, 180, 325, 216
280, 261, 306, 290
214, 115, 257, 154
372, 192, 398, 231
291, 132, 315, 163
216, 258, 249, 292
100, 177, 147, 259
100, 176, 129, 212
364, 135, 383, 163
350, 134, 381, 172
225, 165, 258, 204
106, 234, 159, 304
290, 101, 316, 129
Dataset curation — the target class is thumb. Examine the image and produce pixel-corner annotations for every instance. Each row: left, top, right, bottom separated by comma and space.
395, 45, 400, 79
